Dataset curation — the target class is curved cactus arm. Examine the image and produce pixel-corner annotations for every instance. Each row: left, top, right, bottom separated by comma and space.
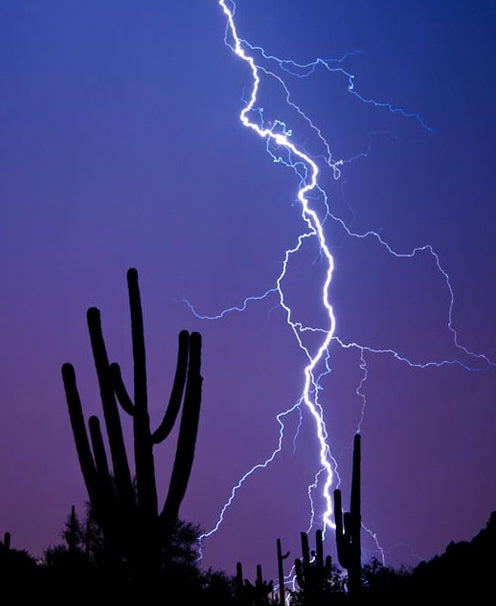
152, 329, 190, 444
127, 268, 147, 410
110, 363, 135, 415
160, 332, 202, 532
87, 307, 135, 515
62, 363, 99, 505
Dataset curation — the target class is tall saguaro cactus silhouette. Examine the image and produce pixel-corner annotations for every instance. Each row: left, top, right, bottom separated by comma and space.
62, 268, 203, 575
333, 433, 362, 597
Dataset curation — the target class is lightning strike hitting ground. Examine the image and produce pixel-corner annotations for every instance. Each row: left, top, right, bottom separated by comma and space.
187, 0, 495, 570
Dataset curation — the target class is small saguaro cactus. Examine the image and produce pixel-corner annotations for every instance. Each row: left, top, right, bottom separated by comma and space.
63, 505, 83, 554
276, 538, 290, 605
333, 432, 362, 597
236, 561, 245, 598
2, 532, 11, 551
294, 530, 333, 601
62, 268, 203, 575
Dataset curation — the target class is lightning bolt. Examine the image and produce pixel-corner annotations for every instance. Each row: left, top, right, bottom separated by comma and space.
194, 0, 338, 549
188, 0, 494, 568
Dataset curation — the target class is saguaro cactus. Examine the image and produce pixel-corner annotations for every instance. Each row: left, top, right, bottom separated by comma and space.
63, 505, 82, 554
62, 268, 203, 574
334, 433, 362, 596
276, 538, 289, 605
294, 530, 333, 601
236, 561, 273, 606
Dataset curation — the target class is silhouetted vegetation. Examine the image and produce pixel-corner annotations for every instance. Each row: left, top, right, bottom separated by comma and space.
1, 268, 495, 603
4, 511, 496, 603
236, 561, 274, 606
292, 530, 344, 605
0, 531, 37, 581
61, 268, 203, 581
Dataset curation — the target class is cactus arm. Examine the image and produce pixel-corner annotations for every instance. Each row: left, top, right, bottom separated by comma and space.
160, 332, 202, 530
62, 363, 99, 505
87, 307, 135, 514
110, 363, 135, 415
151, 329, 189, 444
127, 268, 147, 411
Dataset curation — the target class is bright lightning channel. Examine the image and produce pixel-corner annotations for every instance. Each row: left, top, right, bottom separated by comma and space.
198, 0, 338, 545
190, 0, 494, 565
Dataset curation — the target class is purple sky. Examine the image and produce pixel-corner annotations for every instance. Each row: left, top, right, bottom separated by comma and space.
1, 0, 496, 582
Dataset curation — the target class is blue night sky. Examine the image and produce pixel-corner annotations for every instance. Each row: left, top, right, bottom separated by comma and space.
1, 0, 496, 581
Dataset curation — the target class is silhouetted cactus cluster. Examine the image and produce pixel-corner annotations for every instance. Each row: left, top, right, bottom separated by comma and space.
294, 530, 333, 601
62, 268, 202, 577
236, 561, 274, 606
269, 434, 362, 604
